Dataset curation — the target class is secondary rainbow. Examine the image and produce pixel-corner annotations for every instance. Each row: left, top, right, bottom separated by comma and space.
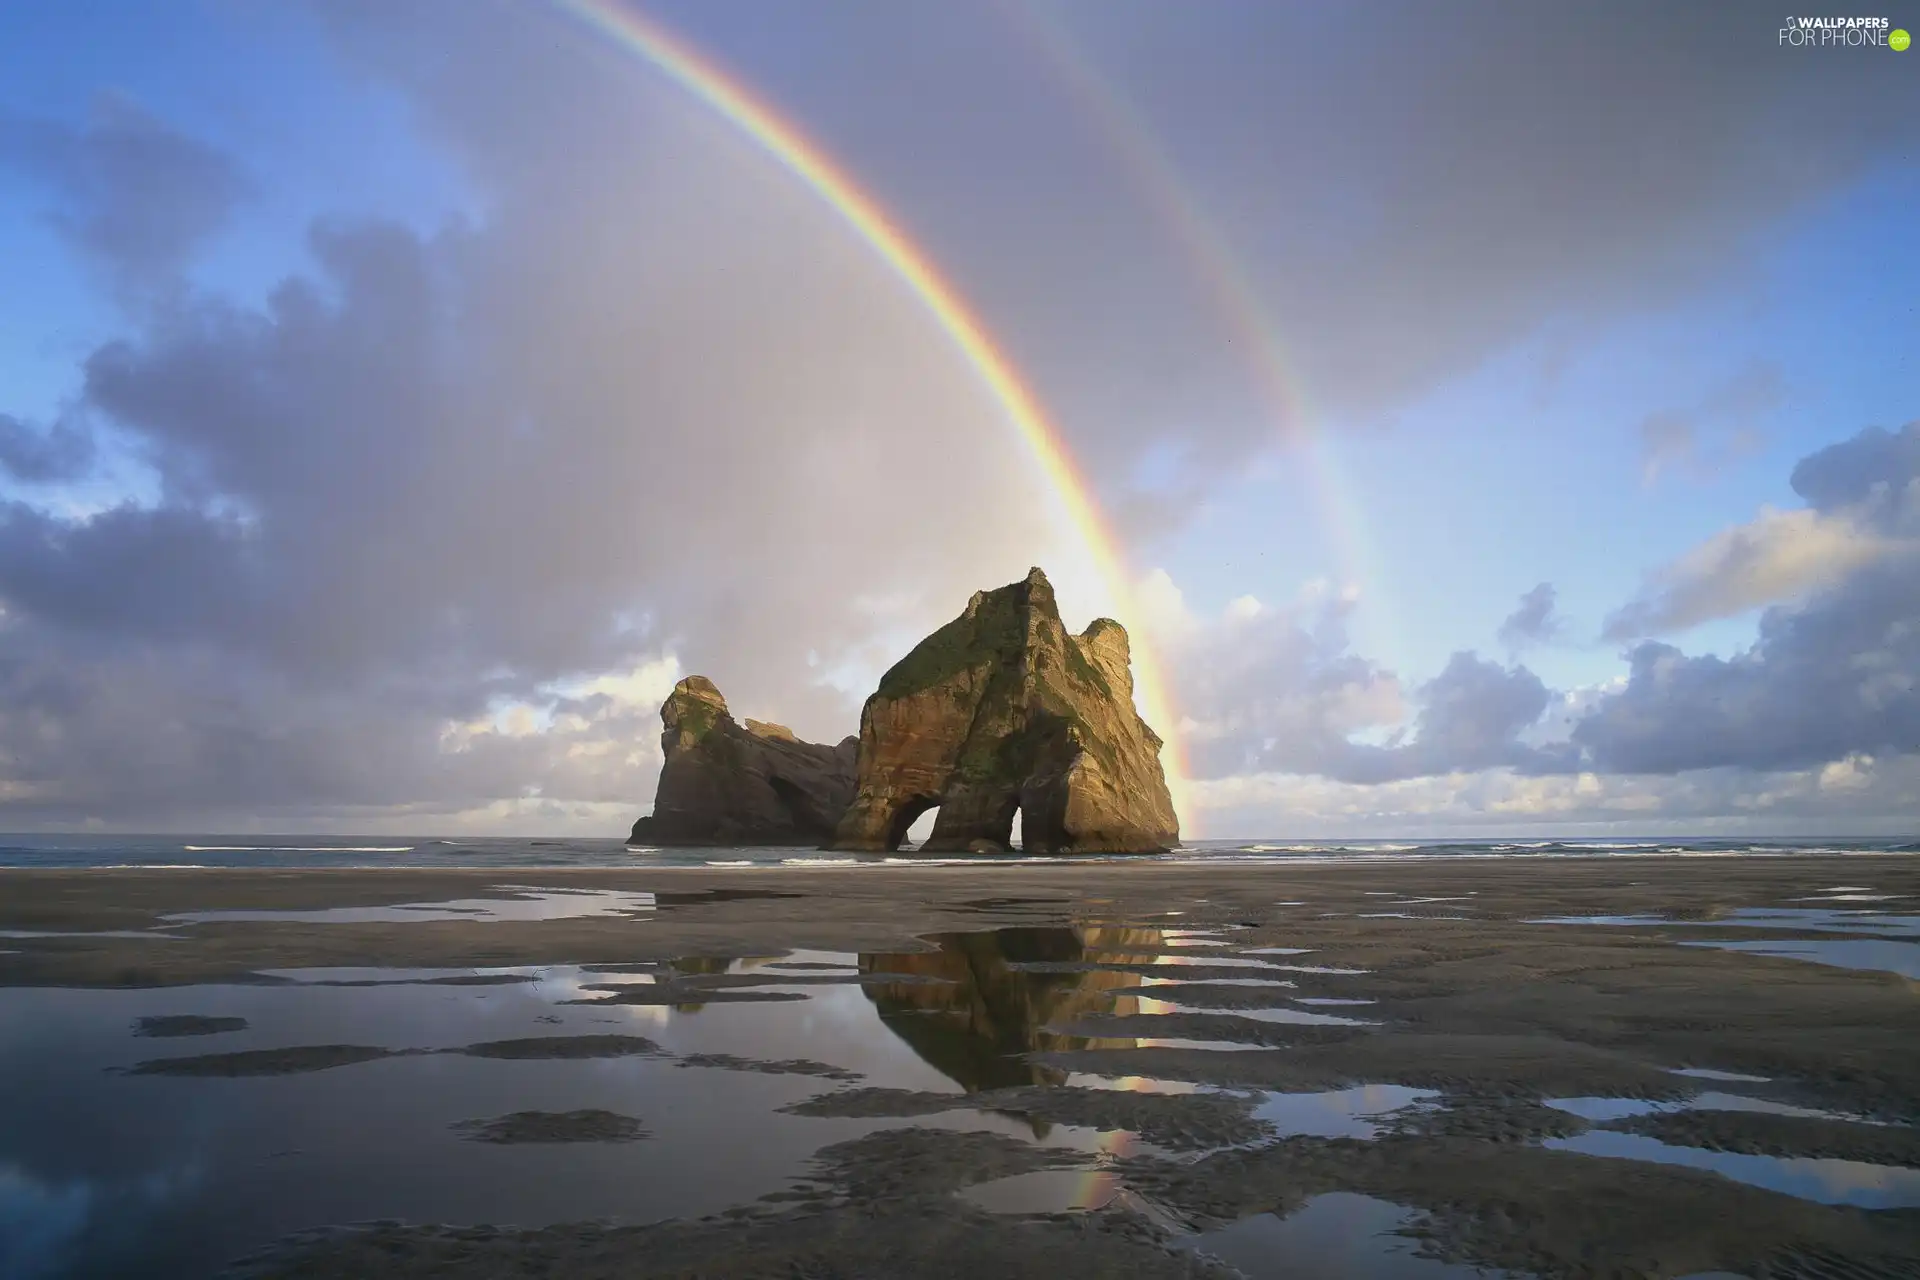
552, 0, 1190, 816
1003, 3, 1405, 669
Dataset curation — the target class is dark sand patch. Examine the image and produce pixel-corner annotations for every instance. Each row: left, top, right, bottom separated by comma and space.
1123, 1136, 1920, 1278
809, 1126, 1089, 1200
671, 1053, 862, 1081
1375, 1093, 1593, 1144
302, 973, 541, 988
454, 1035, 660, 1060
220, 1206, 1224, 1280
663, 969, 956, 989
566, 984, 810, 1006
133, 1013, 249, 1037
223, 1127, 1220, 1280
126, 1044, 401, 1076
453, 1110, 649, 1144
785, 1085, 1268, 1150
1052, 1010, 1372, 1049
1042, 1032, 1695, 1101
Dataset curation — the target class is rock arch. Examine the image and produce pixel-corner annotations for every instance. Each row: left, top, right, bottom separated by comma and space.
830, 568, 1178, 855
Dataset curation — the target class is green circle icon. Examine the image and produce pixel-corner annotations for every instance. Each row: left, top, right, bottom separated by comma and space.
1893, 28, 1912, 50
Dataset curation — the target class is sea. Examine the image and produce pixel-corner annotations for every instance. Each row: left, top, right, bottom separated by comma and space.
0, 833, 1913, 870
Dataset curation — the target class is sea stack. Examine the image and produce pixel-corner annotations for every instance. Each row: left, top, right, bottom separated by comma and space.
830, 567, 1179, 855
629, 676, 857, 846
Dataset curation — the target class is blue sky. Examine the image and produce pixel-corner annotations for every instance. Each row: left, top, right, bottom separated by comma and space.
0, 0, 1915, 835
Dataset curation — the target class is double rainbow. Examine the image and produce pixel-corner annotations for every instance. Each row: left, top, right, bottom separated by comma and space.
554, 0, 1189, 814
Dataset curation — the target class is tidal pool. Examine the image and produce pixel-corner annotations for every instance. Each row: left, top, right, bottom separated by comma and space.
7, 911, 1912, 1279
1176, 1192, 1519, 1278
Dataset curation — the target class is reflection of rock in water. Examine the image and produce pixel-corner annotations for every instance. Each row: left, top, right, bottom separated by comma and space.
860, 926, 1162, 1091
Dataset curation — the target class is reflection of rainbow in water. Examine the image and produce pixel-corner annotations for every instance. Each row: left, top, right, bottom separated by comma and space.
550, 0, 1189, 817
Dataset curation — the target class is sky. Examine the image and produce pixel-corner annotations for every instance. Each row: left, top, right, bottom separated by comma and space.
0, 0, 1915, 838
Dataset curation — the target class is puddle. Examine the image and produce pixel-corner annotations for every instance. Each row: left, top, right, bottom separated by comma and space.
1670, 1067, 1770, 1083
1122, 954, 1308, 970
1295, 997, 1378, 1007
4, 923, 1236, 1278
1176, 1192, 1514, 1278
1545, 1092, 1890, 1127
1531, 908, 1920, 938
1131, 1037, 1277, 1052
960, 1166, 1129, 1213
1132, 998, 1375, 1028
1544, 1131, 1920, 1208
1528, 909, 1920, 979
1253, 1085, 1436, 1138
0, 930, 184, 941
1355, 913, 1472, 920
1681, 937, 1920, 980
1062, 1073, 1205, 1095
1138, 977, 1299, 989
1161, 931, 1232, 948
161, 888, 660, 926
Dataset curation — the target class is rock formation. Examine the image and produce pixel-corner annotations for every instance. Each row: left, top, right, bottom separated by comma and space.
629, 676, 857, 846
830, 567, 1179, 854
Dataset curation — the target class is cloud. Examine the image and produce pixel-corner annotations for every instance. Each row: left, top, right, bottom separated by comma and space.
1497, 582, 1560, 649
1637, 363, 1781, 487
0, 8, 1087, 829
1188, 753, 1920, 839
0, 415, 95, 485
0, 97, 251, 295
1145, 577, 1554, 786
1574, 423, 1920, 775
979, 2, 1917, 469
1602, 507, 1890, 639
1, 1, 1915, 834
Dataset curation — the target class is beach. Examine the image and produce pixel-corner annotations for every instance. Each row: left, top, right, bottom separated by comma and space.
3, 854, 1917, 1277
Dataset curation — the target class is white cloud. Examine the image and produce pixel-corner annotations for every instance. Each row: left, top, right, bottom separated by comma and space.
1605, 506, 1891, 639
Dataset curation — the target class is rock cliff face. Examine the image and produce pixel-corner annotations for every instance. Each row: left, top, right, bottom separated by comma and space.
629, 676, 857, 846
830, 568, 1179, 854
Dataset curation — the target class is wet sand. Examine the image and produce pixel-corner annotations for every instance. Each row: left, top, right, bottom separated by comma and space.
4, 855, 1918, 1277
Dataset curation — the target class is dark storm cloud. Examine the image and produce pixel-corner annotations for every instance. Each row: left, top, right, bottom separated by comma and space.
1497, 583, 1560, 649
1574, 424, 1920, 774
0, 97, 251, 293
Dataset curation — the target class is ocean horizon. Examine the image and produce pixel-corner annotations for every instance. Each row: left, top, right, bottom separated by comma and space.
2, 832, 1913, 871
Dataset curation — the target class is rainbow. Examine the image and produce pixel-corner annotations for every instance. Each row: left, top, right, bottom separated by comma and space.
1003, 4, 1404, 670
551, 0, 1190, 818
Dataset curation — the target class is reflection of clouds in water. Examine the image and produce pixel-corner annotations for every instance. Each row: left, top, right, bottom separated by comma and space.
0, 1161, 199, 1280
0, 1164, 90, 1280
1254, 1085, 1437, 1139
163, 889, 659, 925
1685, 937, 1920, 980
1544, 1131, 1920, 1208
